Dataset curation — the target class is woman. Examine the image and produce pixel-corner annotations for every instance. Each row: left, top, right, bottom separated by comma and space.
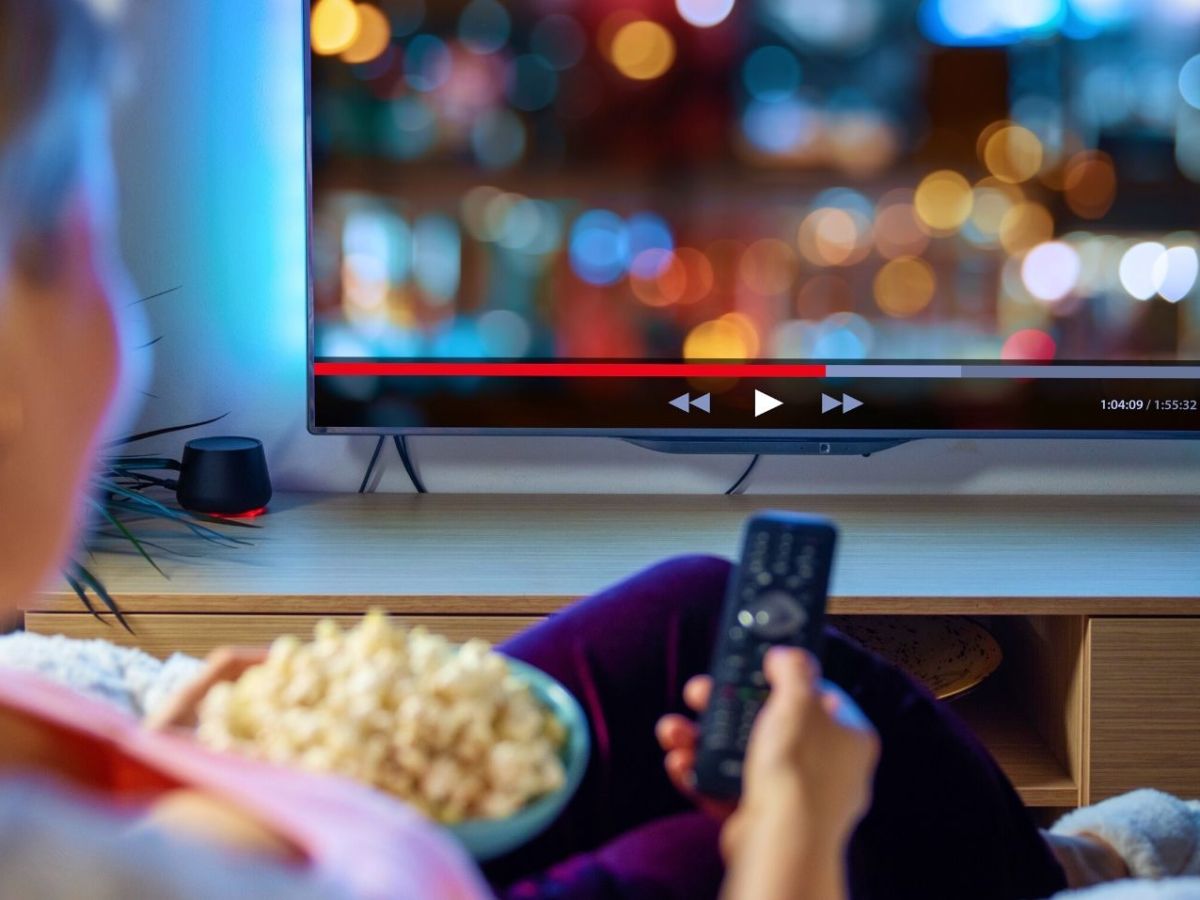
1, 2, 1195, 899
0, 2, 488, 897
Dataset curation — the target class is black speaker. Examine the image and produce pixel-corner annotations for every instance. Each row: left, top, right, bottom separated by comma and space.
176, 436, 272, 517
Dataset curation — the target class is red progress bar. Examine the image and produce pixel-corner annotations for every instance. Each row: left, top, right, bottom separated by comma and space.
314, 362, 828, 378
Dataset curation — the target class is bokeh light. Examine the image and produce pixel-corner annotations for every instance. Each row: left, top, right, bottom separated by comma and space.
412, 214, 461, 304
405, 34, 453, 92
874, 199, 930, 259
684, 317, 754, 360
770, 0, 882, 50
914, 170, 974, 233
1119, 241, 1167, 300
531, 15, 587, 71
742, 97, 816, 156
1002, 328, 1057, 361
1021, 241, 1081, 302
740, 238, 798, 295
340, 4, 391, 65
459, 0, 511, 55
479, 310, 533, 358
1063, 151, 1117, 219
471, 109, 526, 169
1152, 246, 1199, 302
721, 313, 762, 358
385, 96, 437, 159
312, 0, 361, 56
982, 124, 1044, 183
796, 274, 853, 316
507, 55, 559, 111
677, 0, 737, 28
873, 257, 937, 317
1179, 54, 1200, 111
627, 213, 675, 278
813, 312, 873, 359
798, 207, 871, 266
610, 20, 676, 81
967, 178, 1022, 246
742, 46, 802, 102
999, 201, 1054, 254
569, 210, 630, 285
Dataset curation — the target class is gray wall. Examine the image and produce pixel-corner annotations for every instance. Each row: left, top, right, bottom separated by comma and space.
111, 1, 1200, 496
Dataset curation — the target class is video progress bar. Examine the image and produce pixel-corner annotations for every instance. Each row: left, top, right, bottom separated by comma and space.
314, 362, 827, 378
314, 362, 1200, 380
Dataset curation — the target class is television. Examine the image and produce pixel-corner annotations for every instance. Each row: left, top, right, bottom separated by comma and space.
306, 0, 1200, 454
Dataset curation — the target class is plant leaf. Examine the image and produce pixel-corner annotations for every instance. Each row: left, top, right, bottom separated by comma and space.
105, 414, 228, 448
71, 565, 132, 633
128, 285, 182, 307
63, 570, 103, 624
107, 458, 182, 471
91, 500, 166, 578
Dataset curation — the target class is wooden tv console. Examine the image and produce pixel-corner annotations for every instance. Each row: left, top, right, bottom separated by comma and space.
27, 492, 1200, 811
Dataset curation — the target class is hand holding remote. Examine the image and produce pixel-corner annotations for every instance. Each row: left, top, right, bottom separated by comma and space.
656, 650, 878, 846
718, 647, 879, 900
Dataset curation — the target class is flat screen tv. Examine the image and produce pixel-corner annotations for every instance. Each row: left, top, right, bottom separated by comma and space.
307, 0, 1200, 453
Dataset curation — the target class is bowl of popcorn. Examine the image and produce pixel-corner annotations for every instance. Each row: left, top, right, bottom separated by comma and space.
195, 612, 590, 861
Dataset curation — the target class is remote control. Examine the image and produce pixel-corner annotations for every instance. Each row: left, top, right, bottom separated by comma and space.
692, 512, 838, 799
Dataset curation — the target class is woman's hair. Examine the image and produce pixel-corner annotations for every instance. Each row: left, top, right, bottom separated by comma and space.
0, 0, 116, 274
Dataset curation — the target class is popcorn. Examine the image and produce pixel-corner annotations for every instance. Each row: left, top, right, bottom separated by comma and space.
196, 612, 568, 824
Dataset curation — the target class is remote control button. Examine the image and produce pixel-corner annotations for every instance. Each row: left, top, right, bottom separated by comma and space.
744, 591, 809, 641
737, 610, 754, 628
719, 759, 743, 778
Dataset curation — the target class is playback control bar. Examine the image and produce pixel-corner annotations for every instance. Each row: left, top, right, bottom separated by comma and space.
312, 359, 1200, 433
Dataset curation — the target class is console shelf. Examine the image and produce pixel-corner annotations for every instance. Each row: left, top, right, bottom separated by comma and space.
27, 492, 1200, 808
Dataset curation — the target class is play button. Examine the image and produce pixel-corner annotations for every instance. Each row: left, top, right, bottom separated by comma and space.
842, 394, 863, 413
754, 390, 784, 417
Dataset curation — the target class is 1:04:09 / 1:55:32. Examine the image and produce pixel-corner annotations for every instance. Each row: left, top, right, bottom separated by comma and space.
1100, 399, 1199, 411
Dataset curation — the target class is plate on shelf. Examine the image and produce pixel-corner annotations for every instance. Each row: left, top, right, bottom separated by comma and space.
830, 616, 1003, 701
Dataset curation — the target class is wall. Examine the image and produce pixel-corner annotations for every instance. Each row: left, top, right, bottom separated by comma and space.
112, 1, 1200, 496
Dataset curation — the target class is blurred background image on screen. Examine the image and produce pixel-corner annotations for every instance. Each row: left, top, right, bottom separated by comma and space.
309, 0, 1200, 368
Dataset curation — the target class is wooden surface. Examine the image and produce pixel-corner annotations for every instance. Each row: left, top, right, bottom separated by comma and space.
994, 616, 1087, 796
23, 614, 542, 659
31, 493, 1200, 615
955, 686, 1078, 807
1086, 618, 1200, 803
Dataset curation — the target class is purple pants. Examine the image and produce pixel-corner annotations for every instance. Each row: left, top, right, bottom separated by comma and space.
490, 555, 1068, 900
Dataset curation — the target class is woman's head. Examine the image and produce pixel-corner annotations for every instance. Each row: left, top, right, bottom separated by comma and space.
0, 0, 136, 609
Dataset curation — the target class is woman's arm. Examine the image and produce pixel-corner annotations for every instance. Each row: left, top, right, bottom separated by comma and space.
721, 800, 849, 900
657, 647, 879, 900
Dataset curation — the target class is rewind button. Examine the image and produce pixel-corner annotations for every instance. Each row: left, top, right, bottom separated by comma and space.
670, 392, 711, 413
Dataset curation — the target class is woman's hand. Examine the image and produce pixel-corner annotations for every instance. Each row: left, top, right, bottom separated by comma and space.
146, 646, 267, 731
656, 646, 880, 900
655, 649, 878, 840
722, 648, 879, 862
655, 675, 739, 822
717, 648, 879, 900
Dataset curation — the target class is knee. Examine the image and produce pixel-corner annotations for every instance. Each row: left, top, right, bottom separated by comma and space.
622, 554, 732, 620
643, 554, 724, 609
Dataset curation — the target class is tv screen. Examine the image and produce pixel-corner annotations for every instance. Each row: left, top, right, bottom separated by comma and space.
307, 0, 1200, 444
